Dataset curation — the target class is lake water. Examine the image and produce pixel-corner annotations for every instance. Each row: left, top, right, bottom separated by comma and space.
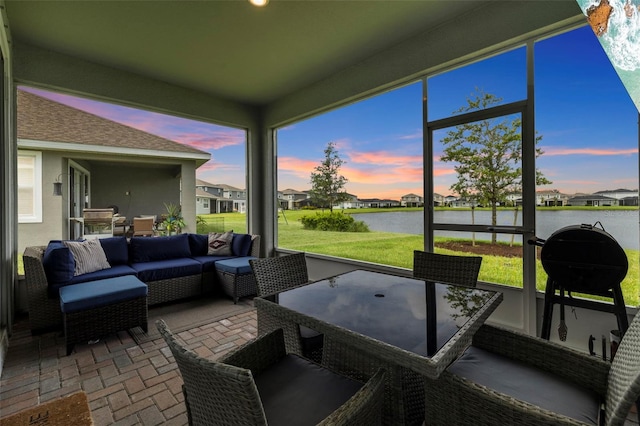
351, 209, 640, 250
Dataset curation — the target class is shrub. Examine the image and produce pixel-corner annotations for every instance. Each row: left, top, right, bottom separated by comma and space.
300, 212, 370, 232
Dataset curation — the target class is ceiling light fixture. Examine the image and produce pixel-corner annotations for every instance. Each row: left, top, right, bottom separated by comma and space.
249, 0, 269, 6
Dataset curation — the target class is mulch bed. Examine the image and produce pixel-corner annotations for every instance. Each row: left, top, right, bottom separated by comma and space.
436, 240, 541, 259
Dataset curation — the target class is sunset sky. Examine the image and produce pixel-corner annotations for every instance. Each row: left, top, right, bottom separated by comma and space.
21, 24, 639, 201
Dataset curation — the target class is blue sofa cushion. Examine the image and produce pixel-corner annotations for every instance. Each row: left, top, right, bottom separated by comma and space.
232, 233, 253, 256
131, 258, 202, 282
215, 256, 257, 275
99, 236, 129, 266
130, 234, 191, 263
43, 241, 75, 288
188, 233, 208, 256
191, 255, 237, 273
49, 265, 138, 297
59, 275, 147, 314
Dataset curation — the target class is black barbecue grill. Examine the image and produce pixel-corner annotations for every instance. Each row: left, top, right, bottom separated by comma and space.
529, 222, 629, 340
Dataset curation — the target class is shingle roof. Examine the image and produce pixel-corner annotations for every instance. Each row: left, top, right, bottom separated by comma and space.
196, 188, 218, 199
17, 89, 208, 156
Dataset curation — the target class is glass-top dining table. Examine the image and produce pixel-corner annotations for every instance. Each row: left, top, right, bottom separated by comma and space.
253, 269, 503, 425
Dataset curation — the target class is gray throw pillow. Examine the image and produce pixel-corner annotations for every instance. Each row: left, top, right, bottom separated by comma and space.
63, 239, 111, 276
208, 230, 233, 256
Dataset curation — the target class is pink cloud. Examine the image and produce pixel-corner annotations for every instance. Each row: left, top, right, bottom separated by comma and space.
347, 150, 422, 165
541, 146, 638, 156
197, 161, 241, 174
172, 131, 244, 151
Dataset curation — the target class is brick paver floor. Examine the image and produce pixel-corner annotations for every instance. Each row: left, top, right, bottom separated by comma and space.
2, 304, 639, 425
0, 307, 257, 425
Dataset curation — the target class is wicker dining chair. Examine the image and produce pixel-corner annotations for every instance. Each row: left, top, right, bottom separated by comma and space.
250, 253, 324, 363
425, 314, 640, 426
156, 320, 386, 426
413, 250, 482, 288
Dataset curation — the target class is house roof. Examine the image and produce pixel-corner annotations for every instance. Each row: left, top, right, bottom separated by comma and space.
196, 188, 218, 199
594, 189, 637, 194
196, 179, 222, 188
212, 183, 245, 192
568, 194, 617, 201
17, 89, 210, 160
281, 188, 307, 195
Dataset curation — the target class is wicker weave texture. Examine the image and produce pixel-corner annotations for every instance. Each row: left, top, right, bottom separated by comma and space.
217, 270, 257, 303
250, 253, 323, 363
249, 252, 309, 297
146, 274, 202, 306
64, 296, 148, 355
413, 250, 482, 288
156, 321, 386, 426
425, 319, 640, 426
23, 246, 62, 333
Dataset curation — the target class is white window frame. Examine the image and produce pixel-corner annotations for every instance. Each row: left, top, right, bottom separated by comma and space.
17, 150, 43, 223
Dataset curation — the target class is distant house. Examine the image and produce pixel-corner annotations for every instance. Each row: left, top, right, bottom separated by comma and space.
280, 188, 309, 210
214, 183, 247, 213
594, 189, 638, 205
536, 189, 569, 206
567, 194, 618, 207
17, 89, 210, 253
196, 179, 234, 214
358, 198, 401, 208
620, 196, 639, 206
401, 193, 424, 207
433, 193, 445, 207
336, 193, 362, 209
443, 195, 458, 206
195, 189, 216, 215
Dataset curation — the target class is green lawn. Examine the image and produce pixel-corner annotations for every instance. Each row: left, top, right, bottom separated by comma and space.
199, 210, 640, 306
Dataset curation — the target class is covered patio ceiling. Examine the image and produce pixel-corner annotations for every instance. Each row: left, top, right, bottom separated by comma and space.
6, 0, 557, 108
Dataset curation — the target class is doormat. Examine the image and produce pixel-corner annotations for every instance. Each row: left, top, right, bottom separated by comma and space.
129, 296, 255, 344
0, 391, 93, 426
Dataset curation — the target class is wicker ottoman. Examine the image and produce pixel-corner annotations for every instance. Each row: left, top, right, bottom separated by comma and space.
215, 257, 258, 304
59, 275, 148, 355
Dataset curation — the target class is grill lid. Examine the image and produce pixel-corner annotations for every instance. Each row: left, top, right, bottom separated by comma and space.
539, 223, 628, 294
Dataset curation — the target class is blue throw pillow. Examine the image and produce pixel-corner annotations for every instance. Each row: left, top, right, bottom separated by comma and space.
232, 233, 253, 256
99, 236, 129, 266
130, 234, 191, 263
188, 233, 208, 256
42, 240, 75, 286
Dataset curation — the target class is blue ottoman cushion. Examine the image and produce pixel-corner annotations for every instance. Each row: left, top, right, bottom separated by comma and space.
214, 256, 257, 275
59, 275, 148, 314
49, 264, 138, 298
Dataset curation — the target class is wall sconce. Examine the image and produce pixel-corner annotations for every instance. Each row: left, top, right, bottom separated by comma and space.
53, 173, 66, 196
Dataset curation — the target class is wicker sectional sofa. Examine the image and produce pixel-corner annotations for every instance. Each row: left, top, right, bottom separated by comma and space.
23, 232, 260, 334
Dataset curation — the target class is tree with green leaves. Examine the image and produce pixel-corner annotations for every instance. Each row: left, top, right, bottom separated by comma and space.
309, 141, 349, 212
440, 89, 551, 243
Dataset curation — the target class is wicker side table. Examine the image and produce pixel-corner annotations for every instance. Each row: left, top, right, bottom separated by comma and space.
59, 275, 148, 355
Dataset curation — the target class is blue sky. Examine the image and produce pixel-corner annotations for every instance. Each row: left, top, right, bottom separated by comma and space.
22, 22, 639, 201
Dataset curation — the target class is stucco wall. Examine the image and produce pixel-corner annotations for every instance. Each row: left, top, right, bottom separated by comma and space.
17, 151, 67, 253
90, 163, 181, 222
